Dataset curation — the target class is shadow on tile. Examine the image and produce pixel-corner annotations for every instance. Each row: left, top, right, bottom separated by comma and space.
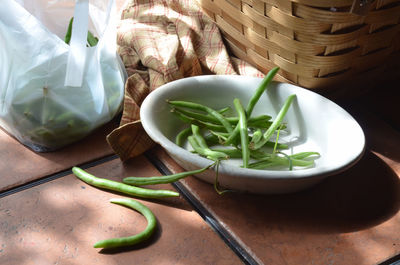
184, 151, 400, 234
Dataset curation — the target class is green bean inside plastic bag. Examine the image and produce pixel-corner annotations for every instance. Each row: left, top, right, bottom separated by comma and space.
0, 0, 126, 152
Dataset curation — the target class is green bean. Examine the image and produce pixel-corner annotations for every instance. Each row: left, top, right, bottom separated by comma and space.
123, 164, 212, 186
250, 94, 296, 150
248, 155, 314, 169
247, 161, 281, 170
87, 30, 99, 47
223, 125, 241, 146
216, 106, 231, 115
251, 128, 263, 145
209, 131, 229, 143
173, 106, 271, 126
247, 67, 280, 115
187, 136, 228, 161
72, 167, 179, 199
203, 133, 222, 146
64, 17, 73, 44
249, 150, 273, 160
210, 147, 243, 158
233, 98, 249, 168
168, 100, 233, 133
172, 107, 220, 124
65, 17, 98, 47
171, 109, 227, 132
248, 120, 273, 129
278, 151, 293, 170
224, 67, 280, 146
93, 198, 157, 249
191, 124, 209, 149
191, 125, 229, 160
290, 152, 320, 159
175, 127, 191, 147
272, 124, 284, 154
265, 141, 289, 150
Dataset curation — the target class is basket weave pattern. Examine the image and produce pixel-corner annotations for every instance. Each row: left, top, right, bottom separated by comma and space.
196, 0, 400, 94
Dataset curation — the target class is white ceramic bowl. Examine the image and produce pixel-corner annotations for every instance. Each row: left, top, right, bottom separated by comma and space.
140, 75, 365, 194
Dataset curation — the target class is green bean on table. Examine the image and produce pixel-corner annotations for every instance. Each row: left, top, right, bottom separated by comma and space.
72, 167, 179, 199
93, 198, 157, 249
123, 164, 213, 186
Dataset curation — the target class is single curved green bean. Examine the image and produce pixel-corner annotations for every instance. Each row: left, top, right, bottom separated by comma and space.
93, 198, 157, 249
123, 164, 212, 186
191, 125, 209, 150
246, 67, 280, 115
251, 128, 263, 145
250, 94, 296, 150
168, 100, 233, 133
187, 136, 228, 161
72, 167, 179, 199
175, 127, 191, 147
233, 98, 249, 168
191, 125, 229, 160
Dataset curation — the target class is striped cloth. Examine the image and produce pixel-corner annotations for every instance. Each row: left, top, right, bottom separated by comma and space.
107, 0, 263, 161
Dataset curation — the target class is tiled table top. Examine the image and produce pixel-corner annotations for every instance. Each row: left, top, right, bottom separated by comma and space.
0, 119, 118, 192
1, 80, 399, 265
151, 83, 400, 265
0, 155, 242, 265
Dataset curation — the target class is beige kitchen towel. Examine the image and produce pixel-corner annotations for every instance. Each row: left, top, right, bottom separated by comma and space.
107, 0, 263, 161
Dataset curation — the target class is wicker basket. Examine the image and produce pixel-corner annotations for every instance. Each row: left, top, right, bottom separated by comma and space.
196, 0, 400, 97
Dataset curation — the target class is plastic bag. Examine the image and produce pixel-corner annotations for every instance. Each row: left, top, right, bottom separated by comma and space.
0, 0, 126, 152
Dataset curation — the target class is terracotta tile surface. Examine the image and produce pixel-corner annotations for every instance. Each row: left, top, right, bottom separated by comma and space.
152, 104, 400, 265
0, 119, 119, 192
0, 156, 242, 265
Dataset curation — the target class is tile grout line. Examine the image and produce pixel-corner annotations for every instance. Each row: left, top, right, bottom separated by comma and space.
144, 152, 260, 265
3, 150, 399, 265
378, 254, 400, 265
0, 154, 118, 199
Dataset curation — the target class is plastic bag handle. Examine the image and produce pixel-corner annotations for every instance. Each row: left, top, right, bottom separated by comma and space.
64, 0, 89, 87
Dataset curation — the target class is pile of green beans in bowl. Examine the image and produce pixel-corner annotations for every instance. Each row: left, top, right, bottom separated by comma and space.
169, 67, 320, 171
71, 67, 319, 250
